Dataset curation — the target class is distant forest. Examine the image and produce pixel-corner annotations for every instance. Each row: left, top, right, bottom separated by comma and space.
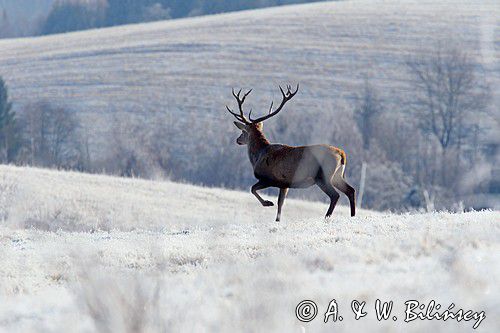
0, 0, 330, 37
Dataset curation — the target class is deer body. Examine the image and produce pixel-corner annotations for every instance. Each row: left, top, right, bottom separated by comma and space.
250, 143, 340, 189
227, 85, 356, 221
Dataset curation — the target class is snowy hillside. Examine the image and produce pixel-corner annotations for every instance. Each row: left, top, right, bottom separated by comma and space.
0, 165, 498, 331
0, 0, 498, 155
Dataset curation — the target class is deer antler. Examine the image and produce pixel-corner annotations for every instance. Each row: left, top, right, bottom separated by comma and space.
249, 84, 299, 123
226, 88, 252, 124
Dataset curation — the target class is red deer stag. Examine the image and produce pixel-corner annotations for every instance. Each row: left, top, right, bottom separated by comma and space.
227, 84, 356, 221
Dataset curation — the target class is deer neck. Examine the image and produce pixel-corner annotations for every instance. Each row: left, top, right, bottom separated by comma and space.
247, 130, 270, 166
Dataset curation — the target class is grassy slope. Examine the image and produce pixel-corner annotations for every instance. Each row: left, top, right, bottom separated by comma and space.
0, 165, 360, 232
0, 1, 497, 150
0, 165, 498, 331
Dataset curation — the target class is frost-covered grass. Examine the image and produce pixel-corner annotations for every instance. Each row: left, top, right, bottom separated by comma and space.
0, 165, 499, 332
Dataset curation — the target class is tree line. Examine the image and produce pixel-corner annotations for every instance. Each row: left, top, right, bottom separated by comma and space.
39, 0, 326, 36
0, 45, 495, 211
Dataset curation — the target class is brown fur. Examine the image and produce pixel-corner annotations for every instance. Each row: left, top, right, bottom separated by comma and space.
229, 85, 355, 221
235, 122, 356, 221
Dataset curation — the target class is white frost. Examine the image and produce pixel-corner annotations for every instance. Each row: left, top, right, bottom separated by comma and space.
0, 165, 498, 332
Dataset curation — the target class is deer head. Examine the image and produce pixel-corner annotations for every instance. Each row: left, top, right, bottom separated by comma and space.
226, 84, 299, 145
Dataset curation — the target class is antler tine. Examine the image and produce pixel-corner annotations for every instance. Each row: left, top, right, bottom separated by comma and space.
242, 89, 252, 100
227, 87, 252, 124
231, 88, 239, 99
285, 84, 298, 96
279, 85, 285, 97
268, 101, 274, 114
239, 89, 252, 107
249, 83, 299, 123
226, 105, 244, 121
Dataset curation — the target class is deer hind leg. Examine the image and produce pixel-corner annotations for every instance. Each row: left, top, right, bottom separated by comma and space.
251, 181, 274, 207
276, 188, 289, 222
332, 172, 356, 217
316, 179, 341, 218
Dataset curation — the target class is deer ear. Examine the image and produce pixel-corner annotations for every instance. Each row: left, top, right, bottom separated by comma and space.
234, 122, 246, 131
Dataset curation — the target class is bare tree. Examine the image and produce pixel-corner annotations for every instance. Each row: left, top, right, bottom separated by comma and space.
352, 81, 384, 208
0, 76, 20, 162
103, 114, 173, 179
106, 119, 143, 178
406, 45, 490, 186
354, 81, 383, 150
406, 46, 490, 152
18, 102, 81, 168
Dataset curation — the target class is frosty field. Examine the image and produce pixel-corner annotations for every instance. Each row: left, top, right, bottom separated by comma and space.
0, 165, 498, 332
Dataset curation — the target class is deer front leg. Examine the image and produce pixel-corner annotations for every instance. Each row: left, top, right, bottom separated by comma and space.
251, 181, 274, 207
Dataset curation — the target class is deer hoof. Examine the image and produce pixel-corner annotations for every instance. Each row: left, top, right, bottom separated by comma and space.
262, 201, 274, 207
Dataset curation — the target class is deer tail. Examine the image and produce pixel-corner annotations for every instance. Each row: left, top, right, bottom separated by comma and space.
339, 163, 346, 178
339, 150, 346, 178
